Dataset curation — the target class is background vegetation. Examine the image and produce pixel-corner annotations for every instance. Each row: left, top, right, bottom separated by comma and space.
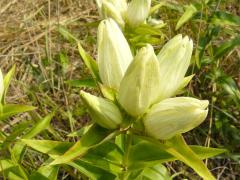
0, 0, 239, 179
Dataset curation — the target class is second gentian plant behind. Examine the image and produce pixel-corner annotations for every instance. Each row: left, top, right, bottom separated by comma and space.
81, 18, 208, 140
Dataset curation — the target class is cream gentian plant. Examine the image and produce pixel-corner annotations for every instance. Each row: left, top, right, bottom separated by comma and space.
95, 0, 151, 27
81, 18, 208, 140
42, 18, 225, 180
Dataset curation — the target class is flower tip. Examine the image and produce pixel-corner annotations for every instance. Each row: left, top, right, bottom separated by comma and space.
143, 44, 154, 52
175, 34, 183, 40
201, 100, 209, 110
80, 90, 86, 96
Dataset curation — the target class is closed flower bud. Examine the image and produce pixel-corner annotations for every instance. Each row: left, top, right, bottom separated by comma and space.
157, 34, 193, 101
0, 69, 4, 102
97, 0, 127, 27
98, 18, 133, 90
118, 44, 161, 117
126, 0, 151, 27
80, 91, 123, 129
143, 97, 209, 140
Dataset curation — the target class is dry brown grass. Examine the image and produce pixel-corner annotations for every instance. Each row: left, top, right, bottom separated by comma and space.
0, 0, 97, 103
0, 0, 239, 179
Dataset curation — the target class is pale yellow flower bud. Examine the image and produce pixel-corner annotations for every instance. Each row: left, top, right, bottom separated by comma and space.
98, 18, 133, 90
118, 44, 161, 117
97, 0, 128, 27
126, 0, 151, 27
144, 97, 209, 140
80, 91, 123, 129
156, 34, 193, 101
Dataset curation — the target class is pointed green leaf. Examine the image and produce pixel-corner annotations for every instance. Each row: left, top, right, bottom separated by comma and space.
214, 36, 240, 59
165, 135, 215, 180
78, 42, 100, 81
175, 4, 198, 30
10, 113, 55, 162
3, 65, 16, 104
58, 26, 78, 43
65, 78, 97, 88
137, 164, 171, 180
211, 11, 240, 26
30, 165, 59, 180
69, 160, 116, 180
22, 139, 123, 175
21, 139, 73, 158
0, 104, 36, 121
23, 112, 55, 139
50, 124, 119, 165
0, 159, 28, 180
128, 139, 226, 170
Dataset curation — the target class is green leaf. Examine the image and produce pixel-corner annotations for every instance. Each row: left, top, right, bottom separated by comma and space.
21, 139, 73, 158
30, 165, 59, 180
0, 159, 28, 180
50, 124, 119, 165
165, 135, 215, 180
22, 139, 122, 176
135, 164, 171, 180
211, 11, 240, 26
215, 70, 240, 102
87, 142, 123, 165
99, 84, 116, 101
79, 152, 122, 174
58, 26, 78, 43
65, 78, 97, 88
3, 65, 16, 104
77, 42, 100, 81
59, 52, 69, 74
190, 145, 227, 158
2, 121, 30, 148
10, 142, 26, 163
115, 134, 126, 152
214, 36, 240, 59
10, 113, 55, 162
150, 1, 183, 14
128, 139, 226, 170
175, 4, 198, 30
67, 124, 92, 137
195, 26, 221, 68
69, 160, 116, 180
0, 104, 36, 121
23, 112, 55, 139
133, 24, 162, 36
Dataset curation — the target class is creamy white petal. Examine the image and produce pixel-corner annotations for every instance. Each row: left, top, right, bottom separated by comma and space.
118, 44, 161, 117
98, 18, 133, 90
157, 34, 193, 101
80, 91, 123, 129
126, 0, 151, 27
144, 97, 209, 140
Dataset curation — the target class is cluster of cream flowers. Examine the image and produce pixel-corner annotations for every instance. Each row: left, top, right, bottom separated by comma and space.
80, 17, 209, 140
95, 0, 151, 27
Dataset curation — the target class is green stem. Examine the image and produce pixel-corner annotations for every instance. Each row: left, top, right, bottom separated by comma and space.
121, 131, 133, 180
